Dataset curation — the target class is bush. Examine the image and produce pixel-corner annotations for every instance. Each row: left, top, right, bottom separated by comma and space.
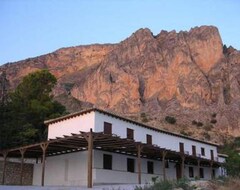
140, 112, 149, 123
165, 116, 176, 124
204, 124, 213, 131
192, 120, 197, 125
210, 119, 217, 124
196, 122, 203, 127
135, 178, 195, 190
212, 113, 217, 118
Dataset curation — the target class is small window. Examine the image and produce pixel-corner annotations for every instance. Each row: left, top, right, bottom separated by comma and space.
189, 167, 194, 178
147, 161, 154, 174
146, 134, 152, 145
103, 154, 112, 170
127, 128, 134, 140
200, 168, 204, 178
104, 122, 112, 134
179, 142, 184, 153
192, 145, 196, 156
127, 158, 135, 172
201, 148, 205, 156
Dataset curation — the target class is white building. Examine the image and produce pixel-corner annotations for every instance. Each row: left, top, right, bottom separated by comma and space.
0, 108, 227, 187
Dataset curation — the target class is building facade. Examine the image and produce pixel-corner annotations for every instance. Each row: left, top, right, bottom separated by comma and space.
0, 108, 227, 187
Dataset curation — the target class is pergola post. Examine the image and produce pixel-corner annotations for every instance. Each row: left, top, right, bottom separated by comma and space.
86, 129, 93, 188
210, 161, 213, 180
1, 151, 8, 185
137, 144, 142, 184
40, 143, 49, 186
19, 148, 26, 185
162, 151, 167, 181
181, 155, 185, 178
197, 159, 200, 179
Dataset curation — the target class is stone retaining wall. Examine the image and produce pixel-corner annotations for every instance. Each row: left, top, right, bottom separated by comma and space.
0, 161, 33, 185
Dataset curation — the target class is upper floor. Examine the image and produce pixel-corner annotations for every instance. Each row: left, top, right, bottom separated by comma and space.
46, 108, 220, 161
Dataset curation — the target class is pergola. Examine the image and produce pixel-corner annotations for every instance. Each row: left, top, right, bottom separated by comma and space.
0, 129, 221, 188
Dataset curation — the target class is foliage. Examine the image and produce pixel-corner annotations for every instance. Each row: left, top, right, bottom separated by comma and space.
0, 70, 66, 149
165, 116, 176, 124
220, 137, 240, 177
209, 177, 240, 190
135, 178, 196, 190
140, 112, 149, 123
210, 119, 217, 124
191, 120, 203, 127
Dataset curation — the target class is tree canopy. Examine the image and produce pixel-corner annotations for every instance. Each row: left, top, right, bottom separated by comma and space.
0, 70, 66, 149
220, 137, 240, 177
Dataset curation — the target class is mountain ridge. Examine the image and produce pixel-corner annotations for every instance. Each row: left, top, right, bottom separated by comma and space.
1, 25, 240, 144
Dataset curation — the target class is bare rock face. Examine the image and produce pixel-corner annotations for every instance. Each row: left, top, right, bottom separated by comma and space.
1, 25, 240, 143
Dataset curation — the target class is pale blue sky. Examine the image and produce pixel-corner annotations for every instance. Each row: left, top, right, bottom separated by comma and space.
0, 0, 239, 65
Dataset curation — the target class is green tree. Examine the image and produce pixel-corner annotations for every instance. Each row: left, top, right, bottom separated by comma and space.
0, 70, 66, 149
220, 137, 240, 177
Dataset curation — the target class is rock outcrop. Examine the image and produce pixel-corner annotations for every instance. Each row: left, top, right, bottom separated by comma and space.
1, 25, 240, 143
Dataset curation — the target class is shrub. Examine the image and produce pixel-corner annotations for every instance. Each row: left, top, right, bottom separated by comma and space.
202, 132, 211, 140
165, 116, 176, 124
212, 113, 217, 118
140, 112, 149, 123
196, 122, 203, 127
135, 178, 195, 190
210, 119, 217, 124
180, 130, 188, 136
192, 120, 197, 125
204, 124, 213, 131
175, 177, 196, 190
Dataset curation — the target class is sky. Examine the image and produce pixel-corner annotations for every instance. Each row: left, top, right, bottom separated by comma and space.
0, 0, 240, 65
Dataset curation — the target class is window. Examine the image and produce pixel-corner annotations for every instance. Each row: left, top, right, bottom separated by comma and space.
103, 154, 112, 170
192, 145, 196, 156
146, 134, 152, 145
210, 150, 214, 160
165, 160, 169, 168
147, 161, 154, 174
200, 168, 204, 178
179, 142, 184, 153
104, 122, 112, 134
127, 158, 135, 172
189, 167, 194, 178
201, 148, 205, 156
127, 128, 134, 140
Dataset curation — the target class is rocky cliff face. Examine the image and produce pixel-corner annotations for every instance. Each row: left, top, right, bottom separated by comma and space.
1, 25, 240, 143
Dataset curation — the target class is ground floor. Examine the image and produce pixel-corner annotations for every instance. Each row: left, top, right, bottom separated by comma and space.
32, 150, 223, 187
1, 131, 225, 188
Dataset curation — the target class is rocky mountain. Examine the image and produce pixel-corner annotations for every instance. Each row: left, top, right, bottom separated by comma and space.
1, 25, 240, 144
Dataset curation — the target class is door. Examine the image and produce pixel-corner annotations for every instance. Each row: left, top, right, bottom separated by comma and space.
176, 163, 181, 179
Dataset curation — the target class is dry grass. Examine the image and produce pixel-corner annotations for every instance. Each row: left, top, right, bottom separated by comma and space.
208, 177, 240, 190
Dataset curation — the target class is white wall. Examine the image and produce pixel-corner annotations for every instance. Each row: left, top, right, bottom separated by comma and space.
33, 151, 89, 186
47, 112, 95, 139
94, 112, 218, 160
33, 150, 216, 187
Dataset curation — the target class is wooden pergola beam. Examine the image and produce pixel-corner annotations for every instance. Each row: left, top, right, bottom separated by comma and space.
19, 148, 26, 185
1, 151, 8, 185
40, 143, 49, 186
197, 159, 201, 179
137, 144, 142, 184
162, 150, 167, 181
84, 129, 94, 188
181, 154, 185, 178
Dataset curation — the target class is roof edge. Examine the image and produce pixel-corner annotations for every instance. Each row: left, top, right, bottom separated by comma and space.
44, 108, 219, 147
